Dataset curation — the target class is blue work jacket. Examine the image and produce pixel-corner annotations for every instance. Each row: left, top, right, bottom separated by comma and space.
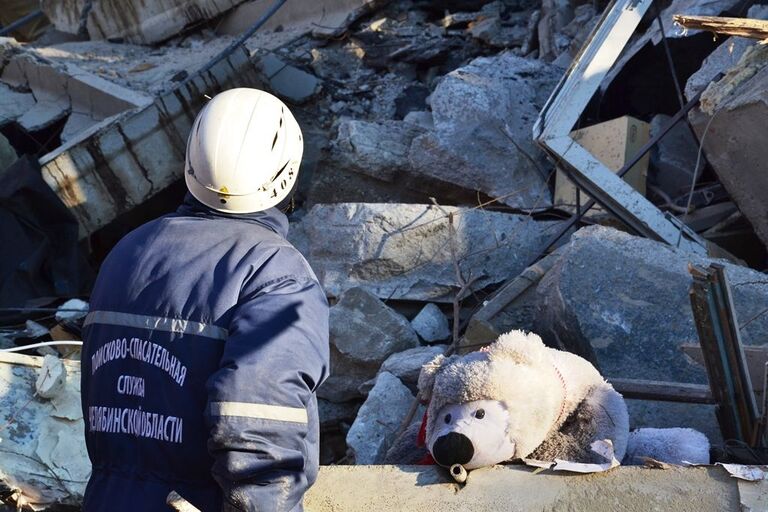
80, 195, 329, 511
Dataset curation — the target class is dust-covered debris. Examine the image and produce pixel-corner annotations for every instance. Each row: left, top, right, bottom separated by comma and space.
410, 304, 451, 343
0, 352, 89, 510
321, 287, 419, 402
4, 0, 768, 491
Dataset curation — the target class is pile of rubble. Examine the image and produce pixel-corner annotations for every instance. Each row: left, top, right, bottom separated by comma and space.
3, 0, 768, 508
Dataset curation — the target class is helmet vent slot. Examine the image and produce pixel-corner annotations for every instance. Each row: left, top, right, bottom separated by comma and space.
271, 160, 289, 182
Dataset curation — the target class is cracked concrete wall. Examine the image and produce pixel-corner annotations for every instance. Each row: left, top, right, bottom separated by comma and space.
39, 46, 264, 238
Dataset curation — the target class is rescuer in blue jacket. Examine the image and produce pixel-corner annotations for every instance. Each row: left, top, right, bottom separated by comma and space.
80, 88, 329, 511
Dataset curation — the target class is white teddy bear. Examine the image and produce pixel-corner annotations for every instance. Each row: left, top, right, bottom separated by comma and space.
386, 330, 710, 474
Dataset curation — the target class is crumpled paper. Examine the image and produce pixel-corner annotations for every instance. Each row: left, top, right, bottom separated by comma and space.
717, 463, 767, 481
523, 439, 621, 473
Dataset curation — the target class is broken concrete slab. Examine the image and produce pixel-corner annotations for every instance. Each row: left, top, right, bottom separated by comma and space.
288, 203, 563, 302
687, 43, 768, 249
0, 351, 89, 510
532, 225, 768, 438
410, 304, 450, 343
253, 52, 320, 104
352, 18, 460, 70
38, 45, 263, 238
1, 49, 152, 136
332, 119, 425, 182
0, 82, 36, 127
346, 372, 415, 464
320, 287, 419, 402
408, 52, 560, 209
29, 37, 237, 96
218, 0, 391, 40
45, 0, 246, 45
379, 345, 446, 386
304, 465, 742, 511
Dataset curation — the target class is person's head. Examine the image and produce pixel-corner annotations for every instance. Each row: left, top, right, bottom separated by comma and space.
184, 88, 303, 214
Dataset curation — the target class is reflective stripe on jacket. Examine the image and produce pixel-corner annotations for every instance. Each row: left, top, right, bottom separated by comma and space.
81, 194, 329, 512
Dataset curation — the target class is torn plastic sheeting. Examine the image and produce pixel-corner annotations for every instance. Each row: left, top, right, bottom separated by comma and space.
0, 351, 89, 510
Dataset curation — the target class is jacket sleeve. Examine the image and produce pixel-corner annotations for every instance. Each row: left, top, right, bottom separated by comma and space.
206, 271, 329, 512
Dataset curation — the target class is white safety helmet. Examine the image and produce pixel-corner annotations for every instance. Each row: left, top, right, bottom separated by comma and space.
184, 88, 303, 213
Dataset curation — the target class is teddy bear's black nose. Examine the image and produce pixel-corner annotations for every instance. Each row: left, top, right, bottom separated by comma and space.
432, 432, 474, 467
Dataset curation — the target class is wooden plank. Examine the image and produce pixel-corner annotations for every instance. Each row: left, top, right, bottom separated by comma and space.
673, 15, 768, 41
610, 378, 714, 404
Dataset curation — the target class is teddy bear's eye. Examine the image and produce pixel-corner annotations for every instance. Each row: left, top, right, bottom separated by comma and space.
475, 409, 485, 419
444, 413, 452, 424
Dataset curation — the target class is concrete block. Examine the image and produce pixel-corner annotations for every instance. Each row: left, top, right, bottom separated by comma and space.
684, 5, 768, 101
410, 303, 450, 342
688, 43, 768, 249
321, 287, 419, 402
35, 355, 67, 399
346, 372, 414, 464
408, 52, 559, 209
379, 345, 446, 385
333, 119, 425, 182
0, 82, 36, 127
304, 465, 742, 511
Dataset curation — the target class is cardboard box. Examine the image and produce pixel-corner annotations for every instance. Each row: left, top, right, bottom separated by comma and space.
554, 115, 650, 216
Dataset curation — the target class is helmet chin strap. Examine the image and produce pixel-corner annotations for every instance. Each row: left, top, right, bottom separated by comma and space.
275, 180, 298, 214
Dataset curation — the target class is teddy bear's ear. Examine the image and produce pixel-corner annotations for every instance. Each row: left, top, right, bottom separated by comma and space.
489, 330, 549, 366
417, 353, 446, 402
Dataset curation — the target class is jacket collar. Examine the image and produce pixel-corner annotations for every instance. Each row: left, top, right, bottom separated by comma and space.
175, 193, 289, 238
